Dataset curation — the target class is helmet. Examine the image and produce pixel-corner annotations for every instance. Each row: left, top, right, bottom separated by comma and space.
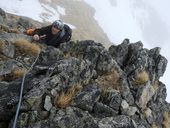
52, 20, 64, 30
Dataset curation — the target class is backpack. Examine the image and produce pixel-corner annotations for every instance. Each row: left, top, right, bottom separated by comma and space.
63, 24, 72, 42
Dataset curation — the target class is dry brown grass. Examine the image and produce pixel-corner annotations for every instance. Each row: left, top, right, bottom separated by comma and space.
152, 81, 159, 94
151, 122, 157, 128
95, 70, 120, 95
131, 70, 149, 86
10, 67, 27, 80
2, 67, 27, 81
143, 108, 152, 118
0, 24, 9, 32
8, 28, 19, 33
64, 53, 71, 59
54, 84, 82, 108
0, 24, 19, 33
0, 40, 3, 51
162, 111, 169, 128
12, 39, 41, 56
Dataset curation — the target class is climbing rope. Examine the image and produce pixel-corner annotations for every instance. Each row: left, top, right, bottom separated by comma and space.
12, 53, 40, 128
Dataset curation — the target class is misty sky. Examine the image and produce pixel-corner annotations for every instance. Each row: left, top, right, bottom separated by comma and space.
84, 0, 170, 101
0, 0, 170, 101
85, 0, 170, 47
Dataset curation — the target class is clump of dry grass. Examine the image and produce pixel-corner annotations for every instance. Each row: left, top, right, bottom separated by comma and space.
10, 67, 27, 80
131, 70, 149, 85
0, 40, 3, 51
151, 122, 157, 128
152, 81, 159, 94
12, 39, 41, 56
8, 28, 19, 33
143, 108, 152, 118
54, 84, 82, 108
2, 67, 27, 81
64, 53, 71, 59
162, 111, 169, 128
0, 40, 8, 52
0, 24, 19, 33
0, 24, 9, 32
95, 70, 120, 95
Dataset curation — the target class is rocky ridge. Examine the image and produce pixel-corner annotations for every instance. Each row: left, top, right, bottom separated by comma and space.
0, 8, 170, 128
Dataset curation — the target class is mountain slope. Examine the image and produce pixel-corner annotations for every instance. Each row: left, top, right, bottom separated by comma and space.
0, 8, 170, 128
39, 0, 112, 48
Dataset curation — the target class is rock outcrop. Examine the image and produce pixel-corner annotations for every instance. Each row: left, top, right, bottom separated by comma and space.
0, 8, 169, 128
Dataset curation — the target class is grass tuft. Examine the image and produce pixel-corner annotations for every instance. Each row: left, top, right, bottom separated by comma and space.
54, 84, 82, 108
95, 70, 120, 95
162, 111, 169, 128
10, 68, 27, 80
2, 67, 27, 81
8, 28, 19, 33
151, 122, 157, 128
131, 70, 149, 85
12, 39, 41, 56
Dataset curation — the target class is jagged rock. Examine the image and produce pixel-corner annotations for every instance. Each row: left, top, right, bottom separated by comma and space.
0, 81, 9, 92
143, 108, 153, 125
0, 60, 16, 76
153, 81, 167, 105
0, 8, 6, 22
109, 38, 129, 67
124, 41, 148, 75
24, 107, 99, 128
0, 32, 31, 41
44, 95, 52, 111
155, 55, 167, 78
18, 17, 34, 30
148, 47, 168, 82
147, 81, 168, 127
36, 46, 64, 65
135, 81, 155, 109
102, 89, 122, 111
136, 121, 151, 128
127, 106, 138, 116
60, 40, 114, 75
72, 84, 101, 112
14, 110, 45, 128
96, 49, 114, 74
121, 100, 139, 116
98, 115, 136, 128
120, 77, 135, 105
93, 102, 118, 118
47, 57, 95, 89
58, 40, 76, 57
121, 100, 129, 110
0, 8, 6, 18
0, 9, 169, 128
0, 40, 15, 58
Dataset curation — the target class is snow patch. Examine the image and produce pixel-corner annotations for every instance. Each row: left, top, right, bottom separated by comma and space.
0, 0, 60, 22
40, 3, 60, 21
57, 6, 65, 15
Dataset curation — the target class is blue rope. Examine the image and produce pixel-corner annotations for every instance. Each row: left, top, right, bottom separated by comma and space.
12, 54, 40, 128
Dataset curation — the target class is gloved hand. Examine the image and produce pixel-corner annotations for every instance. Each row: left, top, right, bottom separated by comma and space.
33, 34, 40, 41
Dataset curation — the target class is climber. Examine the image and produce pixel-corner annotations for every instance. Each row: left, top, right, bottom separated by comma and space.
32, 20, 72, 48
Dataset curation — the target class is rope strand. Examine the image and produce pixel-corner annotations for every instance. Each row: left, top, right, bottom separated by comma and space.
12, 54, 40, 128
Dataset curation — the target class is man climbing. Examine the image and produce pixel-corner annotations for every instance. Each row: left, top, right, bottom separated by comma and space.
32, 20, 72, 48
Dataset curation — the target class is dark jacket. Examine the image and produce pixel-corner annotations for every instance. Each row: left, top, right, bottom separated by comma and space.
33, 24, 71, 47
